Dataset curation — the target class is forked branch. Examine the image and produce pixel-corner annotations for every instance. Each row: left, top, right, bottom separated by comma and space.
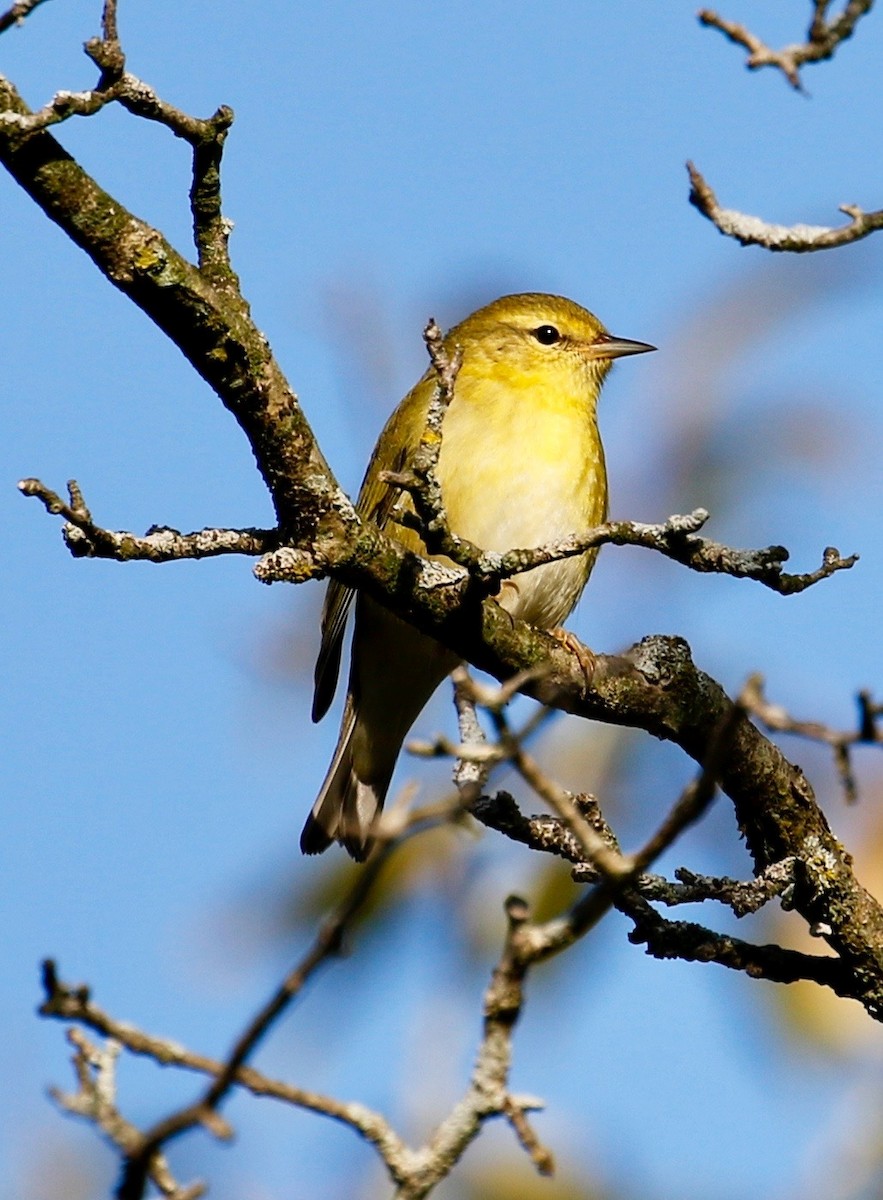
699, 1, 874, 90
19, 478, 278, 562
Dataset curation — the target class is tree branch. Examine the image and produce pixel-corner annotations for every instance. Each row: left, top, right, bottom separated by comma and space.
115, 845, 394, 1199
461, 629, 883, 1017
688, 161, 883, 252
8, 5, 882, 1196
40, 961, 411, 1193
258, 503, 857, 598
542, 635, 883, 1014
623, 896, 852, 994
742, 673, 883, 804
0, 0, 50, 34
698, 1, 874, 90
0, 70, 341, 544
470, 793, 799, 913
39, 894, 560, 1200
50, 1026, 204, 1199
18, 477, 278, 562
469, 789, 852, 996
5, 56, 880, 1015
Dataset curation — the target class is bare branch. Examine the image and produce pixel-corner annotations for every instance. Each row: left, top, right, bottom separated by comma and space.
99, 0, 118, 46
470, 791, 611, 862
688, 161, 883, 252
532, 716, 743, 956
469, 788, 850, 996
492, 509, 858, 593
115, 847, 394, 1200
41, 891, 559, 1200
742, 674, 883, 803
8, 3, 883, 1195
0, 1, 235, 275
383, 896, 555, 1198
462, 635, 883, 1016
2, 77, 856, 654
19, 477, 278, 562
698, 1, 874, 90
502, 1095, 554, 1176
663, 861, 798, 916
480, 673, 739, 884
44, 788, 499, 1200
40, 961, 411, 1183
370, 498, 858, 599
0, 73, 346, 549
494, 718, 629, 880
470, 794, 799, 915
379, 321, 476, 568
450, 674, 743, 967
0, 0, 51, 36
0, 77, 117, 135
451, 666, 494, 798
51, 1027, 204, 1199
539, 635, 883, 1016
0, 69, 235, 277
623, 896, 853, 995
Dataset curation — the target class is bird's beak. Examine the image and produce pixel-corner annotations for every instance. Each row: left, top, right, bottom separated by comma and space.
590, 333, 656, 360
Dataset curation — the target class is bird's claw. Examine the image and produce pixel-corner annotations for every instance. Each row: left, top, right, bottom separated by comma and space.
548, 627, 596, 693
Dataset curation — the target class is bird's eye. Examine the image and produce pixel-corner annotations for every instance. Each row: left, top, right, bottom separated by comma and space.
532, 324, 561, 345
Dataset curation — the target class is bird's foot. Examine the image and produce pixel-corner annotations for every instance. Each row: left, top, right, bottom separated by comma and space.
548, 627, 596, 693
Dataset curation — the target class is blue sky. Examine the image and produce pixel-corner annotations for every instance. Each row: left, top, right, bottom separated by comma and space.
4, 3, 883, 1197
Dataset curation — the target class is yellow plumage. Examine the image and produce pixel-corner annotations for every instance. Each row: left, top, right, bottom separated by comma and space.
303, 293, 654, 858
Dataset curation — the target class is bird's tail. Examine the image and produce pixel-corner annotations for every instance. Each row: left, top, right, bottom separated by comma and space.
299, 703, 394, 860
302, 604, 459, 859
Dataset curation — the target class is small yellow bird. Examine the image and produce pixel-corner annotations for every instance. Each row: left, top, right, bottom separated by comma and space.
302, 293, 654, 858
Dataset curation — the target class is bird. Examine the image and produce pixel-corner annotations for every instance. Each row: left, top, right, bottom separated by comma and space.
301, 293, 654, 858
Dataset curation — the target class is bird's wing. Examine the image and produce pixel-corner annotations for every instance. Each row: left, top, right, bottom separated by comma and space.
311, 581, 354, 722
311, 374, 432, 723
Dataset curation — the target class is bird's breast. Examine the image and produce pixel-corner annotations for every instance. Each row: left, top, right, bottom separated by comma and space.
436, 376, 607, 628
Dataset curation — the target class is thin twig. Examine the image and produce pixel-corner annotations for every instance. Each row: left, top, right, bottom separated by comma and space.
468, 790, 852, 996
451, 666, 493, 798
663, 861, 798, 916
0, 0, 51, 34
698, 1, 874, 90
688, 161, 883, 252
115, 848, 393, 1199
455, 672, 740, 960
460, 687, 857, 1000
407, 667, 554, 774
458, 677, 820, 993
44, 787, 489, 1199
622, 895, 852, 995
379, 321, 472, 566
41, 895, 555, 1200
387, 498, 858, 596
40, 962, 410, 1175
393, 895, 554, 1199
0, 0, 235, 275
51, 1027, 205, 1199
19, 478, 278, 562
742, 673, 883, 803
469, 794, 799, 915
545, 712, 742, 953
27, 473, 855, 600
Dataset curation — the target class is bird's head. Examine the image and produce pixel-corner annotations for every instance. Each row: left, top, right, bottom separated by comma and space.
446, 292, 655, 394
